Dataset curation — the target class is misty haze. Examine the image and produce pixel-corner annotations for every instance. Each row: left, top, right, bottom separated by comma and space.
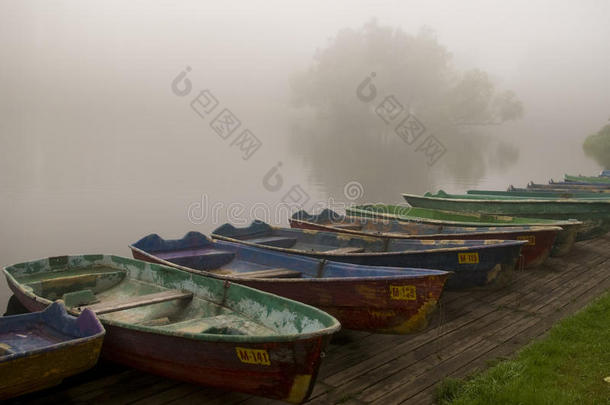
1, 1, 609, 403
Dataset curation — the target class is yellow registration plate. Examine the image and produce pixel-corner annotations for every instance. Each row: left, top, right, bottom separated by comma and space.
458, 252, 479, 264
236, 347, 271, 366
389, 285, 416, 300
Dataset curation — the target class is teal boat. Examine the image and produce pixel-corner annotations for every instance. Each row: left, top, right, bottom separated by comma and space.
467, 189, 610, 199
513, 184, 610, 194
346, 204, 581, 256
402, 191, 610, 241
528, 181, 610, 191
4, 255, 340, 403
565, 174, 610, 184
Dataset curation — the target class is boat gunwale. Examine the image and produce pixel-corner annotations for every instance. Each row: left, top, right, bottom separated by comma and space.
0, 302, 105, 363
128, 238, 452, 282
3, 255, 342, 344
210, 223, 527, 257
404, 192, 610, 205
289, 216, 564, 240
347, 206, 584, 228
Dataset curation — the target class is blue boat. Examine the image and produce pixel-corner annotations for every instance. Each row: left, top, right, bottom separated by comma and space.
0, 301, 105, 400
211, 221, 526, 290
130, 232, 450, 334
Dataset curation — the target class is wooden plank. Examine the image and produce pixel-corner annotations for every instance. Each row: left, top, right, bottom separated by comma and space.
19, 236, 610, 405
364, 256, 610, 403
236, 268, 302, 279
317, 254, 575, 388
85, 290, 193, 315
332, 223, 362, 230
323, 247, 365, 254
130, 384, 204, 405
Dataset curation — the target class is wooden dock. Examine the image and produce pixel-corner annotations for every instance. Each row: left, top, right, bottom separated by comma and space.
9, 236, 610, 405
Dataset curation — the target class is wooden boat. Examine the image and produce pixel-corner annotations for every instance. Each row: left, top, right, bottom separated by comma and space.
467, 189, 610, 199
402, 191, 609, 241
527, 181, 610, 191
211, 221, 526, 290
3, 255, 340, 403
345, 204, 580, 257
565, 174, 610, 184
0, 301, 104, 400
511, 185, 610, 194
290, 209, 560, 268
129, 232, 450, 334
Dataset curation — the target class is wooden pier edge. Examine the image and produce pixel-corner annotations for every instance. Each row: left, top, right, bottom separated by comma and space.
8, 236, 610, 405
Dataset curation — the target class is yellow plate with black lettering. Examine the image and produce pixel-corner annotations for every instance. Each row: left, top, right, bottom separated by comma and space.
458, 252, 479, 264
236, 347, 271, 366
389, 285, 416, 300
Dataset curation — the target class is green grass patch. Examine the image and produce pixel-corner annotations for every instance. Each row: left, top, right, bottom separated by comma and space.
436, 291, 610, 405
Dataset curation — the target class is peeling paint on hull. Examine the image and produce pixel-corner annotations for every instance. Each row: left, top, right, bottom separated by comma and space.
290, 209, 558, 267
3, 255, 340, 403
130, 233, 450, 334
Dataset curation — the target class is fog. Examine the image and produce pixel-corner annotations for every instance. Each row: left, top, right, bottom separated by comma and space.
1, 0, 609, 304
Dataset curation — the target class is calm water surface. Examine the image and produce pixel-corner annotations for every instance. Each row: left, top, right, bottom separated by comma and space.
0, 138, 599, 310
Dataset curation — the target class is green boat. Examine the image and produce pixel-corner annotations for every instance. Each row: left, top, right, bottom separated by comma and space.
4, 255, 340, 403
564, 174, 610, 184
467, 189, 610, 199
345, 204, 581, 256
402, 191, 610, 241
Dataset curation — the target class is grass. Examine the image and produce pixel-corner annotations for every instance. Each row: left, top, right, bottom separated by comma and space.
436, 291, 610, 405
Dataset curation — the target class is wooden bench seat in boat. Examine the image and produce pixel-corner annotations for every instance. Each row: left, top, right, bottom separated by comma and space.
84, 290, 193, 315
234, 268, 302, 279
155, 249, 235, 269
244, 236, 297, 248
332, 223, 362, 230
323, 247, 365, 254
159, 314, 274, 336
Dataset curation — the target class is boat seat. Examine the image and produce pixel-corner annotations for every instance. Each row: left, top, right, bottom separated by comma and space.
245, 236, 297, 248
156, 249, 235, 269
0, 343, 15, 356
332, 223, 362, 230
84, 290, 193, 315
236, 268, 302, 279
160, 314, 273, 336
24, 271, 126, 298
324, 247, 365, 254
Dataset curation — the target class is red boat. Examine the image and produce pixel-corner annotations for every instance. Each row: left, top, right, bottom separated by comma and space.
290, 209, 561, 268
130, 232, 450, 334
4, 254, 340, 403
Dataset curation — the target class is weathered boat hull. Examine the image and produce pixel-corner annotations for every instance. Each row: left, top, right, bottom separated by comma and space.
289, 210, 559, 268
130, 234, 450, 334
4, 255, 340, 403
565, 174, 610, 184
0, 302, 104, 400
212, 222, 526, 290
528, 181, 610, 190
346, 205, 579, 257
402, 193, 609, 241
468, 189, 610, 199
510, 186, 610, 195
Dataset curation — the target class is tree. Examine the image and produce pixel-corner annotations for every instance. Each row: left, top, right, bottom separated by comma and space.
289, 20, 523, 201
583, 124, 610, 169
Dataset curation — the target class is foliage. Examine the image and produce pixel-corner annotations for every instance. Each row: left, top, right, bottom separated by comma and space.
288, 20, 523, 199
291, 20, 523, 126
583, 124, 610, 169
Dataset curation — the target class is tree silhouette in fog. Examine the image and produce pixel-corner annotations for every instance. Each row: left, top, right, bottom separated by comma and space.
583, 123, 610, 169
289, 20, 522, 202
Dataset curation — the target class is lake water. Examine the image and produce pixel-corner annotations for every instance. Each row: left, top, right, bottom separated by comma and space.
0, 126, 600, 310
